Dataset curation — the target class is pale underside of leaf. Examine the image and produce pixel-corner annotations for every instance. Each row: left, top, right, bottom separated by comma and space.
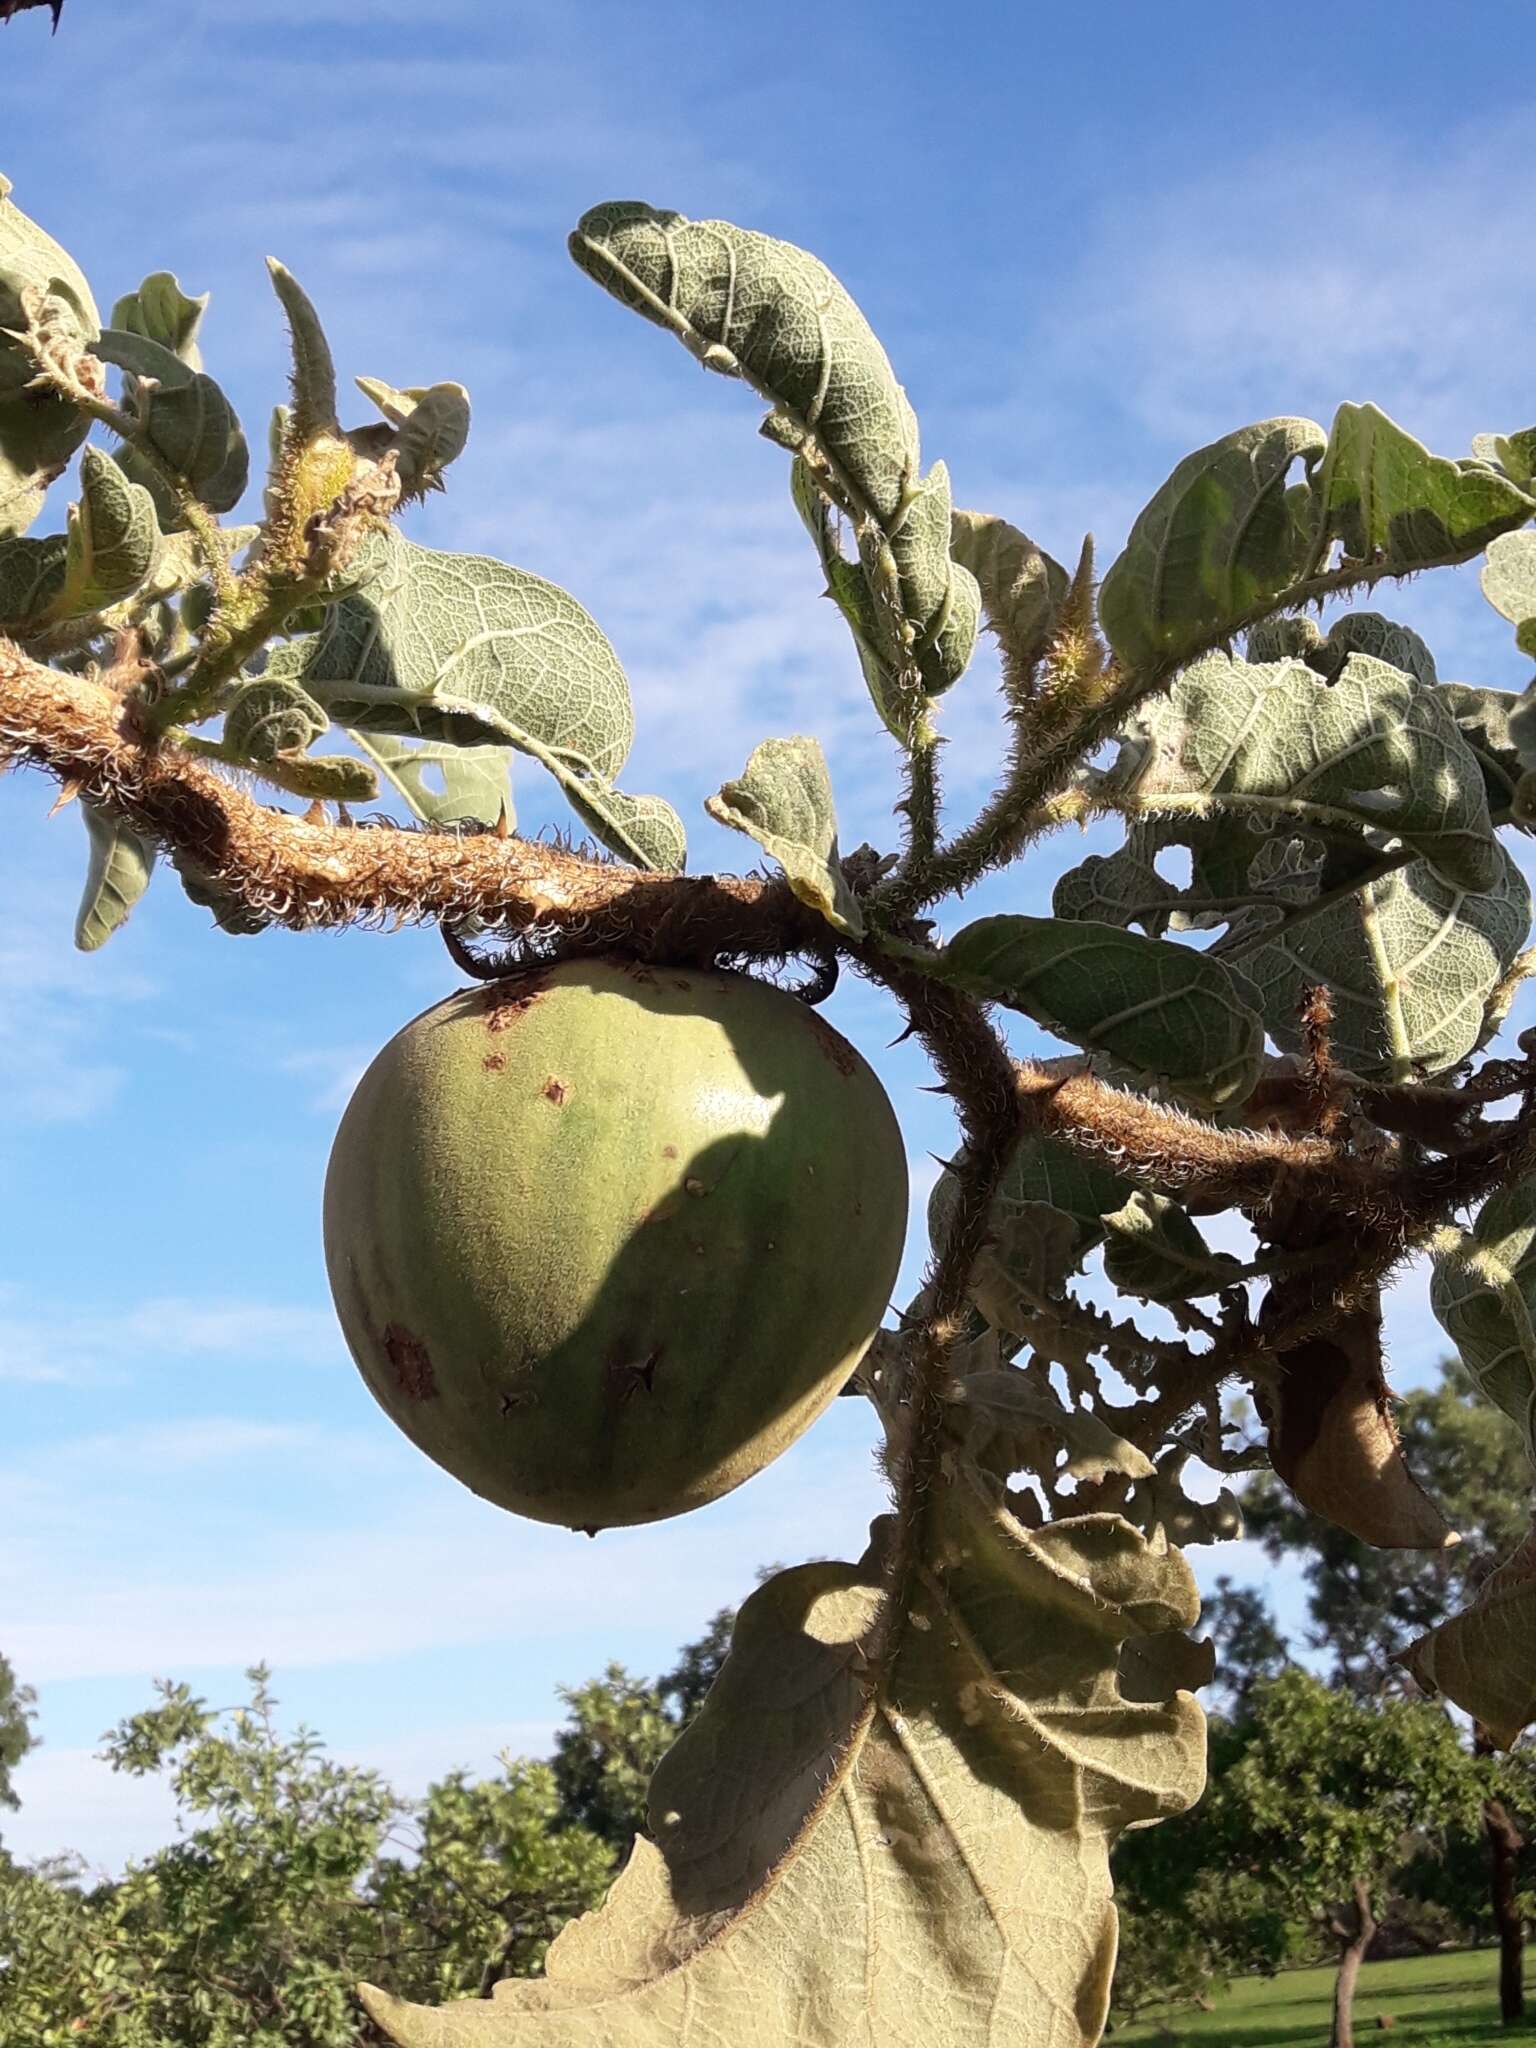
75, 798, 154, 950
362, 1491, 1205, 2047
706, 735, 862, 935
0, 172, 99, 536
1429, 1183, 1536, 1471
1400, 1522, 1536, 1748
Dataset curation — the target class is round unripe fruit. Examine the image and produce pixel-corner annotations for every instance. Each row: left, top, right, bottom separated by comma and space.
324, 959, 908, 1531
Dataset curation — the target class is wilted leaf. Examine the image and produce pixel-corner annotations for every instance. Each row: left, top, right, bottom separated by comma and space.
1399, 1523, 1536, 1748
1429, 1182, 1536, 1470
349, 732, 513, 829
1111, 650, 1497, 893
110, 270, 208, 369
74, 799, 154, 951
52, 445, 160, 619
363, 1491, 1205, 2048
1260, 1307, 1455, 1550
90, 327, 249, 513
707, 735, 861, 935
1318, 402, 1533, 570
0, 170, 98, 536
1098, 417, 1325, 668
935, 914, 1265, 1108
266, 259, 337, 438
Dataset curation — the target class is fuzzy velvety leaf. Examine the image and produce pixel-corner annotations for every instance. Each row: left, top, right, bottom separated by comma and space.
1244, 843, 1531, 1081
944, 1370, 1156, 1486
1098, 417, 1325, 669
1100, 1192, 1242, 1305
353, 377, 472, 500
571, 200, 918, 524
0, 171, 98, 535
950, 507, 1068, 673
268, 528, 633, 775
564, 773, 687, 872
790, 457, 915, 736
1304, 608, 1438, 687
0, 530, 65, 629
1480, 529, 1536, 657
53, 446, 160, 618
109, 270, 207, 369
349, 732, 513, 829
74, 799, 154, 951
266, 260, 337, 437
1439, 679, 1536, 817
1261, 1307, 1455, 1550
1318, 402, 1533, 569
707, 735, 861, 934
362, 1492, 1205, 2048
90, 328, 249, 513
1399, 1523, 1536, 1748
224, 678, 328, 763
1429, 1182, 1536, 1471
936, 914, 1265, 1108
929, 1137, 1131, 1267
1112, 649, 1497, 894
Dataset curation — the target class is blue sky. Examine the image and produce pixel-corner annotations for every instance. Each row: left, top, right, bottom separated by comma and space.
4, 0, 1536, 1871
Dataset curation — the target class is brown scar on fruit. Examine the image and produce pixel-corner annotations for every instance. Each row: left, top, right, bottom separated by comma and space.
383, 1324, 437, 1402
483, 1052, 507, 1072
481, 971, 549, 1033
608, 1347, 661, 1400
662, 1144, 679, 1160
542, 1076, 569, 1105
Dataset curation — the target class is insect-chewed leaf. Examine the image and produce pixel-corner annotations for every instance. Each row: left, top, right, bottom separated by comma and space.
1260, 1308, 1456, 1550
1318, 402, 1534, 569
1245, 843, 1531, 1081
75, 799, 154, 951
0, 531, 66, 630
266, 524, 635, 778
109, 270, 208, 369
0, 171, 99, 536
53, 445, 160, 618
1098, 417, 1325, 668
1480, 529, 1536, 657
1429, 1182, 1536, 1471
707, 735, 861, 935
90, 328, 249, 514
936, 914, 1265, 1108
362, 1491, 1205, 2048
1399, 1523, 1536, 1748
265, 260, 337, 438
1100, 1191, 1243, 1304
570, 201, 919, 524
348, 732, 513, 830
1113, 649, 1497, 893
944, 1369, 1156, 1486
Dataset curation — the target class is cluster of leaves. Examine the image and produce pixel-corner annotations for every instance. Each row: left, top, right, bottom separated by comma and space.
6, 161, 1536, 2048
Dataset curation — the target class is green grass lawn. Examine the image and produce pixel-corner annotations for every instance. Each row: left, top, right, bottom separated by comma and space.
1112, 1948, 1536, 2046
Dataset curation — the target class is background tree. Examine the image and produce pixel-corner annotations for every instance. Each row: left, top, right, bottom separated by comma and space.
0, 1650, 38, 1845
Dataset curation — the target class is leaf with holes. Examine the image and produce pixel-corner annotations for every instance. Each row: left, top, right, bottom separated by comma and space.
707, 734, 861, 935
362, 1490, 1205, 2048
1318, 402, 1533, 570
943, 1369, 1156, 1487
934, 914, 1265, 1108
1098, 417, 1325, 668
1100, 1192, 1243, 1305
1244, 843, 1531, 1080
0, 171, 98, 536
1399, 1524, 1536, 1747
1111, 649, 1497, 893
75, 800, 154, 951
349, 732, 513, 830
1429, 1182, 1536, 1471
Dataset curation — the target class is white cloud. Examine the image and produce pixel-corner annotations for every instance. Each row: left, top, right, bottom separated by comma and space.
0, 1290, 342, 1385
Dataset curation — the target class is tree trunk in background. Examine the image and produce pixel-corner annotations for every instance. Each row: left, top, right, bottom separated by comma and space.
1476, 1723, 1526, 2025
1330, 1879, 1376, 2048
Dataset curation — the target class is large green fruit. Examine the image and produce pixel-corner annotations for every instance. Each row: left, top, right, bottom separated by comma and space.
324, 959, 908, 1530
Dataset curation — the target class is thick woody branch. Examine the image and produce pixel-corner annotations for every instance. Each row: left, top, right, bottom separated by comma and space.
0, 640, 828, 957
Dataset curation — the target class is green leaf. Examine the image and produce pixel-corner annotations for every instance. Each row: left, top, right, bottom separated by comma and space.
266, 260, 337, 437
0, 171, 99, 536
266, 527, 634, 771
929, 1135, 1132, 1267
1245, 844, 1531, 1081
74, 799, 154, 951
1480, 528, 1536, 657
0, 531, 65, 630
348, 732, 513, 829
949, 506, 1068, 673
1309, 609, 1437, 688
224, 677, 328, 763
1429, 1181, 1536, 1470
362, 1495, 1205, 2048
571, 200, 918, 523
109, 270, 208, 369
1100, 1192, 1243, 1304
563, 773, 686, 872
90, 327, 249, 513
1440, 678, 1536, 816
52, 446, 160, 618
790, 456, 915, 737
355, 376, 471, 501
1400, 1525, 1536, 1748
1111, 649, 1498, 894
251, 752, 379, 804
935, 913, 1265, 1108
705, 735, 862, 935
1098, 417, 1326, 668
1318, 402, 1533, 570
